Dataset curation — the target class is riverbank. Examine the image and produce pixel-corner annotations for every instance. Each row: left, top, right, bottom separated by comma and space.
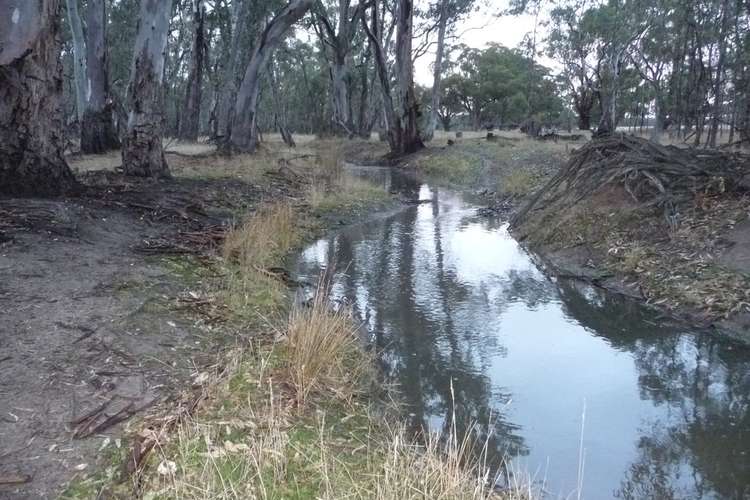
39, 140, 525, 499
387, 130, 750, 341
414, 131, 750, 342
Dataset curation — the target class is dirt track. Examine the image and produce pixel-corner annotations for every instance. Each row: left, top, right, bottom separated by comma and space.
0, 172, 292, 499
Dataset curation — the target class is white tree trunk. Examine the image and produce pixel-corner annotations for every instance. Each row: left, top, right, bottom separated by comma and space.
424, 0, 448, 142
81, 0, 120, 153
65, 0, 87, 122
122, 0, 172, 177
227, 0, 313, 152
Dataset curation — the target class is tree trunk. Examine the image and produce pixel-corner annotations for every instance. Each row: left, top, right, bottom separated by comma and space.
121, 0, 172, 178
424, 0, 448, 142
394, 0, 424, 154
708, 0, 731, 147
0, 0, 77, 197
80, 0, 120, 154
331, 52, 352, 133
65, 0, 86, 123
178, 0, 205, 141
226, 0, 313, 153
650, 94, 662, 144
363, 0, 402, 153
216, 0, 246, 140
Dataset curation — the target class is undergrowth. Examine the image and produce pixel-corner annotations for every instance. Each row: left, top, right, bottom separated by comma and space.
139, 293, 530, 500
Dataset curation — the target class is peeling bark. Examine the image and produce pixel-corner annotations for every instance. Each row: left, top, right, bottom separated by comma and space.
0, 0, 77, 197
81, 0, 119, 153
226, 0, 313, 153
178, 0, 206, 141
121, 0, 172, 178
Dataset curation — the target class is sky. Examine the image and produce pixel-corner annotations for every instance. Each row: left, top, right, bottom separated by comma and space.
413, 1, 552, 86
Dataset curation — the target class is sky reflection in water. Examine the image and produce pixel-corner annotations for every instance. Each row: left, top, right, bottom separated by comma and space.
294, 168, 750, 500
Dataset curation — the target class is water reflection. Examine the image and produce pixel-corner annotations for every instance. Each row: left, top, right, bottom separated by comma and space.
294, 168, 750, 499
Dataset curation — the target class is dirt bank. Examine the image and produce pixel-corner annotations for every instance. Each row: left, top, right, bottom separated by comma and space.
508, 135, 750, 342
0, 167, 297, 498
0, 140, 396, 499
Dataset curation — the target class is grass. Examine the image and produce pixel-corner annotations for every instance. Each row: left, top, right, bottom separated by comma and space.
138, 294, 531, 500
499, 170, 541, 198
283, 280, 372, 406
308, 174, 391, 215
412, 132, 576, 192
221, 202, 304, 319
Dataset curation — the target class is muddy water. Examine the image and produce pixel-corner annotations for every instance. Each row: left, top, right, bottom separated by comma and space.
294, 167, 750, 499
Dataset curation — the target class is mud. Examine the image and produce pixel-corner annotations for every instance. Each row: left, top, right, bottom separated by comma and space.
0, 173, 293, 499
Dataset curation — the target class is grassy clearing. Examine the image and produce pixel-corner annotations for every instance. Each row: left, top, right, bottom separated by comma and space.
412, 133, 576, 193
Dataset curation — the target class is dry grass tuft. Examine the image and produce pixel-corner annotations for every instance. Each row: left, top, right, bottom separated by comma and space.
223, 203, 299, 269
284, 282, 372, 406
221, 203, 303, 317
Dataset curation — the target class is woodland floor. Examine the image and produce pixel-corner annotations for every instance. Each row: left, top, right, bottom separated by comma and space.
0, 147, 313, 499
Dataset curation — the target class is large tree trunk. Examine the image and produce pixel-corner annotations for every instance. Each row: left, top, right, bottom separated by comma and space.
178, 0, 205, 141
0, 0, 77, 197
121, 0, 172, 178
65, 0, 86, 123
424, 0, 448, 142
394, 0, 424, 154
80, 0, 120, 154
314, 0, 363, 135
331, 52, 352, 133
226, 0, 313, 153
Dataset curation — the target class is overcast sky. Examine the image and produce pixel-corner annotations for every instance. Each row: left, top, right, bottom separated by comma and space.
414, 1, 552, 86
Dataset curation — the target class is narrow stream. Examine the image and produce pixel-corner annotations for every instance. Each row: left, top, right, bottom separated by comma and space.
294, 167, 750, 499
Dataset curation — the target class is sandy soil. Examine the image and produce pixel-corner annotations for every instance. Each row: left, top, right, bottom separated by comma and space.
0, 169, 296, 499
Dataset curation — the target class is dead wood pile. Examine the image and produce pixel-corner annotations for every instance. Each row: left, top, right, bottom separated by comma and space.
513, 134, 750, 225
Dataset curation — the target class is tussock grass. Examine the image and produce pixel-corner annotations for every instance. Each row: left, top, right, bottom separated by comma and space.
221, 203, 303, 317
223, 203, 299, 269
284, 282, 372, 406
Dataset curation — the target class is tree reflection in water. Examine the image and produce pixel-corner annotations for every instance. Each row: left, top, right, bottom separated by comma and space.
294, 169, 750, 498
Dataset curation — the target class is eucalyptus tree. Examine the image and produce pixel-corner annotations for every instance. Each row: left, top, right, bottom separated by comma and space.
312, 0, 366, 135
0, 0, 77, 196
422, 0, 477, 140
178, 0, 207, 141
363, 0, 424, 155
215, 0, 249, 139
81, 0, 120, 153
226, 0, 314, 153
547, 2, 597, 130
121, 0, 173, 177
64, 0, 86, 123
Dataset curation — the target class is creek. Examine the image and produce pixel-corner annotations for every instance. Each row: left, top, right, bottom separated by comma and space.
294, 166, 750, 499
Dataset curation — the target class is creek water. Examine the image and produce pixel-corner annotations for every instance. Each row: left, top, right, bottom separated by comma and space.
293, 166, 750, 499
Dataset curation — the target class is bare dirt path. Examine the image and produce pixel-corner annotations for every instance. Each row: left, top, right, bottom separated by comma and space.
0, 172, 292, 499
